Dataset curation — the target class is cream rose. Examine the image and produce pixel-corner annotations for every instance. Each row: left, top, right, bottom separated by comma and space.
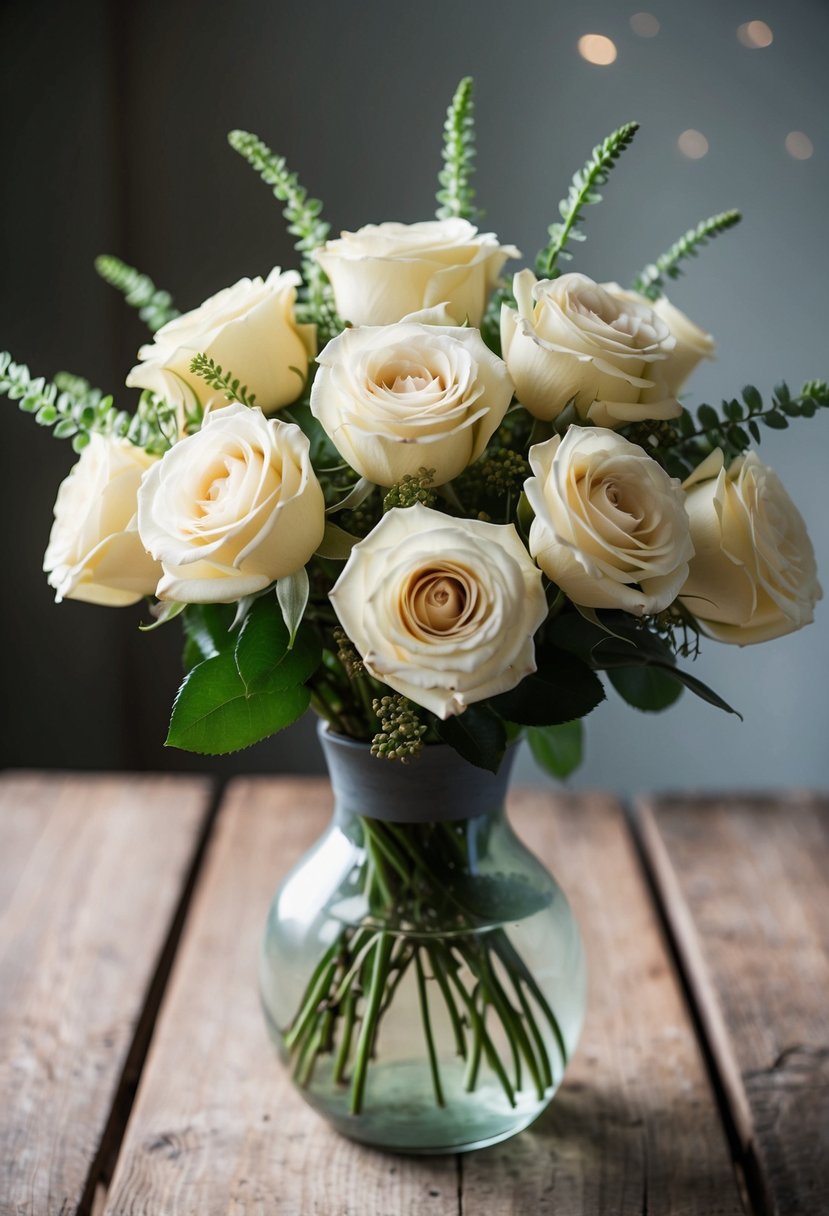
315, 219, 520, 327
526, 426, 694, 615
137, 402, 325, 603
501, 270, 681, 428
329, 504, 546, 718
310, 306, 514, 486
679, 449, 821, 644
603, 284, 716, 394
43, 434, 161, 607
126, 268, 316, 421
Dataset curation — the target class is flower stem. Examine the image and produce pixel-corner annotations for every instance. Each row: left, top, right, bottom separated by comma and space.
350, 932, 394, 1115
415, 950, 445, 1107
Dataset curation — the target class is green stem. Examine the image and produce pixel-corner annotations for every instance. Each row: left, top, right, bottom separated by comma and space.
284, 942, 339, 1051
333, 988, 357, 1084
415, 950, 445, 1107
514, 977, 553, 1089
463, 985, 485, 1092
445, 954, 516, 1107
492, 933, 568, 1068
478, 947, 545, 1099
350, 933, 394, 1115
428, 945, 467, 1060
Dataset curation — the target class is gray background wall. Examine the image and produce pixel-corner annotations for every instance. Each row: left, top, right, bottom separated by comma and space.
1, 0, 827, 792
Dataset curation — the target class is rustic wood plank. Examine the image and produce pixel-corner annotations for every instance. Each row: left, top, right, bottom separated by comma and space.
104, 781, 744, 1215
639, 793, 829, 1216
103, 777, 459, 1216
0, 771, 214, 1216
461, 789, 746, 1215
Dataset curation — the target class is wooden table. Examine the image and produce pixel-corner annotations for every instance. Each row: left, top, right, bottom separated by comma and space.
1, 773, 827, 1216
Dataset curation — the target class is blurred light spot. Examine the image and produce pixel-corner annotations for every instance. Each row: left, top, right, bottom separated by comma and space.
678, 129, 709, 159
737, 20, 773, 48
785, 131, 814, 160
630, 12, 660, 37
578, 34, 618, 65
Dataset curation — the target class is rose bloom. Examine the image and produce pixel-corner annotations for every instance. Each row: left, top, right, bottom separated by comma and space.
680, 449, 821, 644
44, 434, 161, 606
501, 270, 681, 428
310, 306, 514, 487
137, 402, 325, 603
315, 218, 519, 327
330, 504, 547, 718
603, 284, 716, 395
126, 268, 316, 422
526, 427, 694, 615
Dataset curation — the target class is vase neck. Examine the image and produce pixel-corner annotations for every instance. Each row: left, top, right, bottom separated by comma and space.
318, 721, 515, 825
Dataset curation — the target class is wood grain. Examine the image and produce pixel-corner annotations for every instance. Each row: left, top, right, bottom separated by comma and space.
103, 781, 744, 1215
640, 793, 829, 1216
0, 771, 213, 1216
102, 777, 460, 1216
460, 789, 746, 1215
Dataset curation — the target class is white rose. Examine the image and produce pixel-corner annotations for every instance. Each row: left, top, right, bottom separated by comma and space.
680, 449, 821, 644
310, 306, 514, 487
126, 268, 316, 421
329, 504, 546, 719
526, 426, 694, 615
314, 219, 520, 327
501, 270, 681, 428
137, 402, 325, 603
44, 434, 161, 607
603, 284, 716, 394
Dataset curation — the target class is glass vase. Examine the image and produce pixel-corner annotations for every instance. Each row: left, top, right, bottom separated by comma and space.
260, 723, 586, 1154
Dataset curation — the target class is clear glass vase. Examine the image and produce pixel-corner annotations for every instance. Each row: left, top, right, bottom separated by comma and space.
260, 724, 586, 1154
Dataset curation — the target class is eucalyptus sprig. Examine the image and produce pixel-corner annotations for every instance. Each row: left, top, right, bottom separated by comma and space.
189, 353, 257, 407
535, 121, 639, 279
436, 76, 480, 222
227, 129, 337, 337
631, 209, 742, 301
95, 255, 179, 332
0, 351, 177, 453
640, 380, 829, 478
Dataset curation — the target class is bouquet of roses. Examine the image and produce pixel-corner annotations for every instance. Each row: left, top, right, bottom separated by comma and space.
4, 79, 823, 1125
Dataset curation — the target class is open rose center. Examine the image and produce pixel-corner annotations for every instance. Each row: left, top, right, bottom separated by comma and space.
379, 361, 445, 396
402, 566, 478, 636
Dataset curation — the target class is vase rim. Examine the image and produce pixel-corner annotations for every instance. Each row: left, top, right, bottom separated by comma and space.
316, 718, 515, 824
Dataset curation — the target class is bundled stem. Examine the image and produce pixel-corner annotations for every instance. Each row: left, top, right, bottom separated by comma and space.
281, 817, 567, 1115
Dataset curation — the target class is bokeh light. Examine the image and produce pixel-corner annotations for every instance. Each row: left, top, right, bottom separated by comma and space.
785, 131, 814, 160
577, 34, 618, 66
737, 21, 774, 48
630, 12, 660, 37
677, 130, 709, 159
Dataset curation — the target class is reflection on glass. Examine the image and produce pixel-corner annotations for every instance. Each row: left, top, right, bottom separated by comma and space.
577, 34, 618, 65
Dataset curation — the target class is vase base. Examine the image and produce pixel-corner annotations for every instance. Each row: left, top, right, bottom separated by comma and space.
293, 1056, 558, 1155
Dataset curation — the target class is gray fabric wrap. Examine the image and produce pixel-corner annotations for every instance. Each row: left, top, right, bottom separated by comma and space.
318, 721, 515, 824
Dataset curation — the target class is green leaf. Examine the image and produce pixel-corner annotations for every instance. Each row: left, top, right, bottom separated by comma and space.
608, 665, 684, 712
435, 76, 480, 222
446, 873, 551, 924
316, 521, 359, 560
138, 600, 187, 633
234, 596, 320, 692
527, 721, 583, 780
276, 568, 310, 647
181, 603, 237, 661
166, 651, 310, 755
436, 703, 507, 773
491, 649, 605, 726
632, 210, 742, 300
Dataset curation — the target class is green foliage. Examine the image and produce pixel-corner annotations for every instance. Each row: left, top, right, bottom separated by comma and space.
653, 380, 829, 478
607, 665, 684, 712
632, 210, 742, 301
436, 76, 480, 222
491, 649, 605, 726
535, 122, 639, 279
276, 568, 310, 647
189, 353, 257, 407
527, 721, 583, 780
436, 703, 507, 772
167, 596, 321, 754
95, 254, 179, 332
551, 611, 741, 717
227, 129, 336, 337
0, 351, 177, 454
